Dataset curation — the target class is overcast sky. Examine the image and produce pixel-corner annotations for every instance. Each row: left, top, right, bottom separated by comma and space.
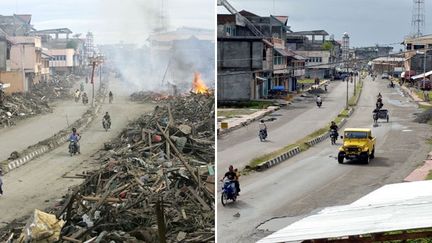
1, 0, 215, 44
218, 0, 432, 48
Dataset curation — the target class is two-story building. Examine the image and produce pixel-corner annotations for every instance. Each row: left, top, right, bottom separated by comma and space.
286, 30, 341, 79
402, 35, 432, 78
218, 10, 305, 101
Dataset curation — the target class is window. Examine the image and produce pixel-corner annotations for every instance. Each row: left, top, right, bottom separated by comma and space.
274, 53, 283, 65
225, 25, 236, 36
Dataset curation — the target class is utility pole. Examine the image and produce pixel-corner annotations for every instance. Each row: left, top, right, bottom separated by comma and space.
90, 61, 96, 107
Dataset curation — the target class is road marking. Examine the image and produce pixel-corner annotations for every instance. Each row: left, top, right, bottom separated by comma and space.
402, 129, 413, 132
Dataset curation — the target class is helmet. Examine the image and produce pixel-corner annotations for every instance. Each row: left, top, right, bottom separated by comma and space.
72, 128, 77, 133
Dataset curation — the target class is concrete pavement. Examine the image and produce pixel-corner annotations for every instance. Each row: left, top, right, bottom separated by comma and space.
218, 79, 355, 173
0, 80, 92, 162
217, 77, 432, 242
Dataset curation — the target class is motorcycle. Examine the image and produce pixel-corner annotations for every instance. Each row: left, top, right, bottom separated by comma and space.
259, 129, 267, 142
330, 129, 338, 145
317, 101, 322, 108
221, 179, 237, 206
74, 95, 80, 103
102, 118, 111, 132
69, 141, 78, 156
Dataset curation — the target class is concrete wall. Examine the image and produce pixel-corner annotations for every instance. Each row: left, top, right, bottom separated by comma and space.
218, 72, 252, 101
0, 70, 24, 94
218, 40, 263, 70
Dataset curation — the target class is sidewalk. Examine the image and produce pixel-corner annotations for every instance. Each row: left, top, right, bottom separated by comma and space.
399, 85, 432, 107
218, 79, 354, 172
217, 80, 330, 135
0, 80, 92, 162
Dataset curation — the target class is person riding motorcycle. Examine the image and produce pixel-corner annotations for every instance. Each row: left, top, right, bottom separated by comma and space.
259, 120, 267, 139
80, 82, 84, 92
330, 121, 339, 138
74, 89, 80, 102
103, 112, 111, 128
69, 128, 81, 154
222, 165, 240, 195
376, 93, 383, 109
316, 95, 322, 106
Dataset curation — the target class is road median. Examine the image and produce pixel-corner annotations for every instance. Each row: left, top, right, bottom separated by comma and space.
248, 79, 363, 171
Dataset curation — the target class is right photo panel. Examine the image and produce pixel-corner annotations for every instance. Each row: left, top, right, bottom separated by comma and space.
217, 0, 432, 242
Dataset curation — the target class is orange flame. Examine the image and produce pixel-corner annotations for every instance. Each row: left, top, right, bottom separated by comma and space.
192, 72, 209, 94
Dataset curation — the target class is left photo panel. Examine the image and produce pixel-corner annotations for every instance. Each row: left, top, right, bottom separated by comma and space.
0, 0, 215, 242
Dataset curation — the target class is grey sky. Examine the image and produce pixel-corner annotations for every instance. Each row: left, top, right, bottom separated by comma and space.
1, 0, 215, 44
218, 0, 432, 48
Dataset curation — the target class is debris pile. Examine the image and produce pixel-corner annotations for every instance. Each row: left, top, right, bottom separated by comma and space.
130, 91, 171, 103
0, 75, 78, 127
3, 93, 215, 242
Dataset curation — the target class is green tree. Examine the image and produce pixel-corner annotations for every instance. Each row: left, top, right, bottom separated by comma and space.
322, 41, 333, 51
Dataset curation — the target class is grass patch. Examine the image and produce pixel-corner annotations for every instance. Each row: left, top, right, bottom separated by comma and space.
218, 109, 258, 118
426, 170, 432, 180
298, 79, 315, 84
415, 91, 432, 103
334, 108, 350, 124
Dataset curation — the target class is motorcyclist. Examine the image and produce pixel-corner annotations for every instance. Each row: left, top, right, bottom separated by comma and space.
316, 95, 322, 106
222, 165, 240, 195
103, 112, 111, 128
330, 121, 338, 137
69, 128, 81, 154
80, 82, 84, 92
376, 93, 383, 109
259, 120, 267, 139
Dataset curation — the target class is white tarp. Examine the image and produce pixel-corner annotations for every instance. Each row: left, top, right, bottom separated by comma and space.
412, 70, 432, 80
258, 180, 432, 243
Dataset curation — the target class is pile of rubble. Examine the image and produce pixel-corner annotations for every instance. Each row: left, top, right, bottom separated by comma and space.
4, 93, 215, 242
130, 91, 172, 103
0, 75, 77, 128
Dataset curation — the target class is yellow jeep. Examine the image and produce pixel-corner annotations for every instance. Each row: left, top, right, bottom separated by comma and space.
338, 128, 376, 164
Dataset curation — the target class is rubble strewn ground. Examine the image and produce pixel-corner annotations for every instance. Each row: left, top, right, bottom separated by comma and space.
0, 75, 77, 128
1, 92, 215, 242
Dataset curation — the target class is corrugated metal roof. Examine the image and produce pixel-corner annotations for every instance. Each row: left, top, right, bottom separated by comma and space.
258, 180, 432, 243
274, 48, 293, 57
412, 70, 432, 80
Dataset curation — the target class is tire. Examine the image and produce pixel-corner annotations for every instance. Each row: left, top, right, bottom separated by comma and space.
361, 152, 369, 164
221, 192, 228, 206
370, 148, 375, 159
338, 153, 344, 164
387, 115, 389, 123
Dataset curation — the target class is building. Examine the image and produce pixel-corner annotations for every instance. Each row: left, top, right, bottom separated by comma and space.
286, 30, 340, 79
402, 34, 432, 78
0, 33, 25, 94
217, 10, 305, 101
354, 46, 393, 60
371, 56, 404, 75
0, 14, 34, 36
33, 28, 84, 74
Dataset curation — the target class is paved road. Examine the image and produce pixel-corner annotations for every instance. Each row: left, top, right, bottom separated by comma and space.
218, 80, 355, 172
217, 77, 432, 242
0, 80, 93, 162
0, 77, 154, 227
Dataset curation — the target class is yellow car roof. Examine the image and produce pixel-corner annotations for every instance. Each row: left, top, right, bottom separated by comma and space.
344, 128, 371, 132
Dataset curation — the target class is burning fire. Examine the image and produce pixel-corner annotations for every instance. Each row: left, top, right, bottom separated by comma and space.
192, 72, 209, 94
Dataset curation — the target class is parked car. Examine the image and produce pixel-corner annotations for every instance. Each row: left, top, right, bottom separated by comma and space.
381, 73, 389, 79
